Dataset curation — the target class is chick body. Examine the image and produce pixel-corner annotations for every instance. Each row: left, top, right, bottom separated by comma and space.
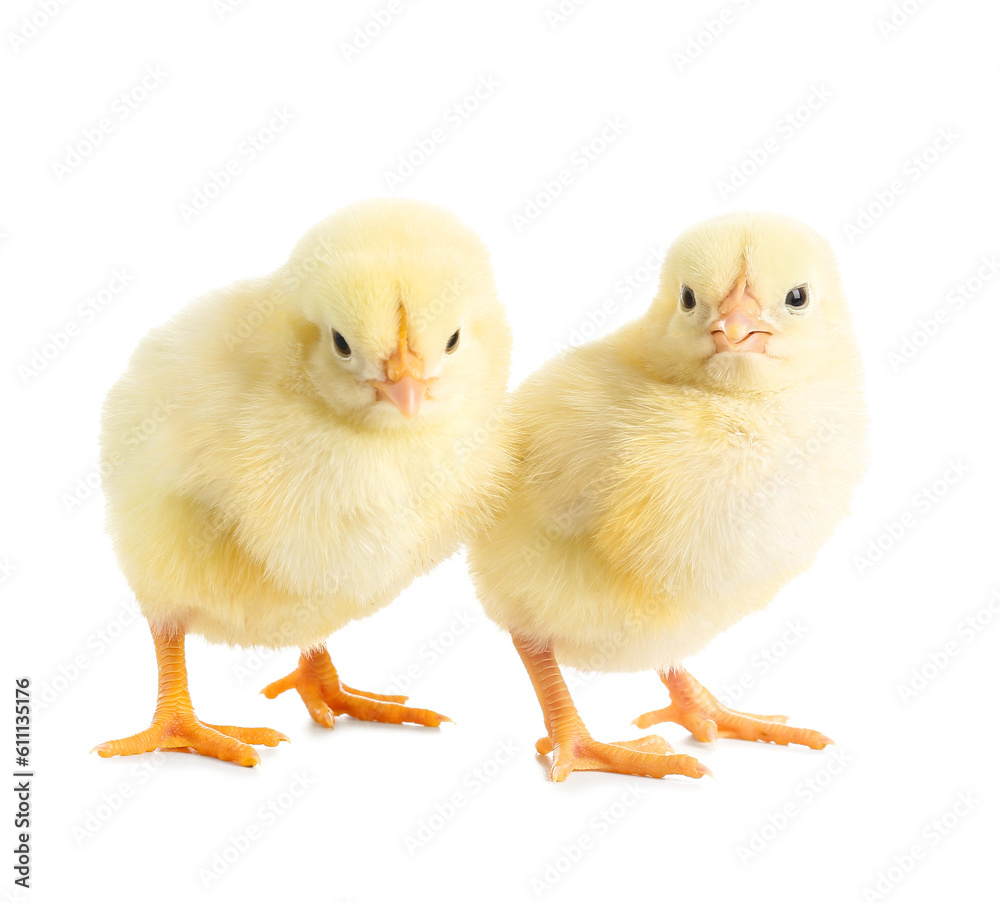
95, 200, 511, 765
469, 212, 866, 780
104, 200, 509, 649
472, 330, 864, 671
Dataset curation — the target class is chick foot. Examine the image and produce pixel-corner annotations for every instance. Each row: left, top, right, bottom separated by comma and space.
261, 645, 450, 728
513, 634, 709, 783
93, 628, 288, 767
536, 730, 706, 782
634, 667, 832, 749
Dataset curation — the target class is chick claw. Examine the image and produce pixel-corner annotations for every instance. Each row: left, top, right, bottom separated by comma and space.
261, 645, 450, 729
634, 668, 832, 750
536, 729, 709, 783
93, 718, 288, 768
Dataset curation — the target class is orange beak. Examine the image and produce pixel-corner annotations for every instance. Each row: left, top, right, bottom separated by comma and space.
710, 277, 772, 354
369, 336, 431, 419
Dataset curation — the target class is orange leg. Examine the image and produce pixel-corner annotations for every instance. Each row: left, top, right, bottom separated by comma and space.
512, 634, 709, 783
93, 626, 288, 767
634, 667, 832, 749
261, 645, 450, 728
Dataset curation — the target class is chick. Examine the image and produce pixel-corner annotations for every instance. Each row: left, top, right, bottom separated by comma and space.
468, 212, 867, 781
94, 199, 511, 766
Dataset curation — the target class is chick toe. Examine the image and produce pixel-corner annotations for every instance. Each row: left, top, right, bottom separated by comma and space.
262, 645, 450, 729
613, 734, 673, 755
547, 736, 707, 783
94, 722, 262, 768
338, 685, 408, 704
636, 668, 832, 749
200, 724, 290, 746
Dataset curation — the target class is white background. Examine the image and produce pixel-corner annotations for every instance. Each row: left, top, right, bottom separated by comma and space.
2, 1, 998, 901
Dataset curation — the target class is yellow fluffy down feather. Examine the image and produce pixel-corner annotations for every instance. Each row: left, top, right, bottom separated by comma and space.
101, 199, 511, 651
469, 212, 867, 672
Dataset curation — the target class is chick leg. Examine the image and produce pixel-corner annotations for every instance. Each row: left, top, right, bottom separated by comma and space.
634, 668, 832, 749
93, 626, 288, 767
512, 634, 709, 783
261, 645, 450, 728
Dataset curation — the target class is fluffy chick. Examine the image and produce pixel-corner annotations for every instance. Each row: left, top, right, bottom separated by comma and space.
95, 199, 511, 766
468, 212, 867, 781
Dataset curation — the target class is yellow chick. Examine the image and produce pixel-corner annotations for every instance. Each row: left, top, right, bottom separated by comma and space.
468, 212, 867, 781
95, 199, 511, 766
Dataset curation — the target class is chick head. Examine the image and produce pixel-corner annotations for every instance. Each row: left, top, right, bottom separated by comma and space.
640, 212, 857, 392
287, 199, 509, 429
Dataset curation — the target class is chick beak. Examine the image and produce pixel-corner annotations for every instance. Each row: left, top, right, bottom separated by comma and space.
710, 278, 772, 354
370, 345, 430, 419
373, 374, 427, 418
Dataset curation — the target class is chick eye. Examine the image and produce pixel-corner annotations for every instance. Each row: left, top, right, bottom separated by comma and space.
785, 285, 810, 311
332, 329, 351, 357
445, 329, 460, 353
680, 285, 696, 311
